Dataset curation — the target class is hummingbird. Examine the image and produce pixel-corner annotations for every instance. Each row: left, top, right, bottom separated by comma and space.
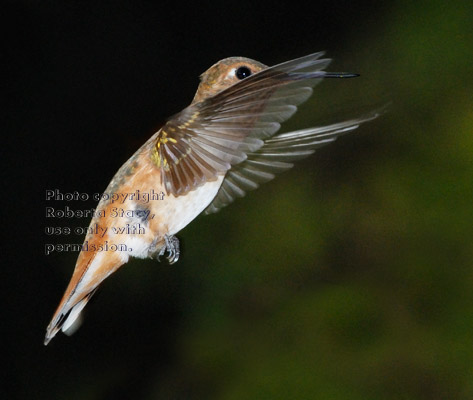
44, 52, 380, 345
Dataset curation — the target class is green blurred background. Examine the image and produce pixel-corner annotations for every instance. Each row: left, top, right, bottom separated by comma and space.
4, 0, 473, 399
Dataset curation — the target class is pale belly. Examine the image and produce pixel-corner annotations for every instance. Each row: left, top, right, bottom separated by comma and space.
89, 138, 225, 260
103, 176, 224, 260
162, 176, 224, 236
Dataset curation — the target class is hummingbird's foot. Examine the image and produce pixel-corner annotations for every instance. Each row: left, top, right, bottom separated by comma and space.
157, 234, 180, 264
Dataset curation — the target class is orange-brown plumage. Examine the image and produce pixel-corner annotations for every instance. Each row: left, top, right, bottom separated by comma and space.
45, 52, 381, 344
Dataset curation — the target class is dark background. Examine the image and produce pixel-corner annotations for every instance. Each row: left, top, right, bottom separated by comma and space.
4, 0, 473, 399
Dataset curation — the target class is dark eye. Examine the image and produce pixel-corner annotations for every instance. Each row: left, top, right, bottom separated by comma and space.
235, 66, 252, 80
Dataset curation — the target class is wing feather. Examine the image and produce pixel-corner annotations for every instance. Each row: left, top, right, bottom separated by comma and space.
204, 111, 381, 214
151, 53, 333, 196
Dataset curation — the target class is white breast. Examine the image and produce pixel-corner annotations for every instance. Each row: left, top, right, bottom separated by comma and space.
163, 176, 224, 235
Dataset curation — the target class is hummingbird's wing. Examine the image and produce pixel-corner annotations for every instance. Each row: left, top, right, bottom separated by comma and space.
152, 52, 346, 197
204, 111, 381, 214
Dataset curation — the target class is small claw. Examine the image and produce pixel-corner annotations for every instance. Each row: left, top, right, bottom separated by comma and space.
155, 235, 180, 264
157, 248, 164, 262
165, 235, 180, 264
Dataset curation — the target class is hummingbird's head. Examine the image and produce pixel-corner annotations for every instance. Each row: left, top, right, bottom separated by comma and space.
192, 57, 267, 104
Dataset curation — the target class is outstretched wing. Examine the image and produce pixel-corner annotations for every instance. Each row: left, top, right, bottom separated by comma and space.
151, 52, 344, 196
204, 111, 381, 214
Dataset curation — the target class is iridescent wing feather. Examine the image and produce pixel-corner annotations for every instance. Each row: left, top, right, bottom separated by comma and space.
152, 52, 333, 196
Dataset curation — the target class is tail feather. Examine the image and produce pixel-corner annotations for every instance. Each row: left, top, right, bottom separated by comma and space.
61, 290, 96, 333
44, 290, 96, 345
44, 247, 126, 345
